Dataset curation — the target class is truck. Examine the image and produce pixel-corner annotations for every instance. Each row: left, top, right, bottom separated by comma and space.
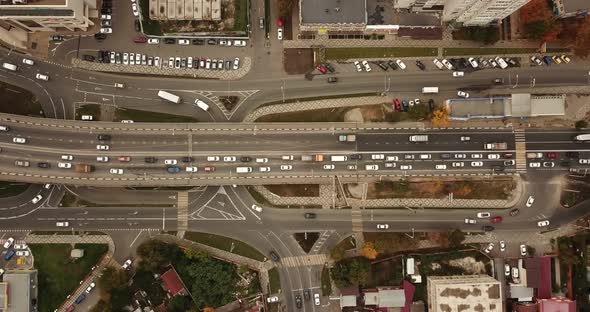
301, 155, 324, 162
422, 87, 439, 94
526, 152, 543, 159
483, 142, 507, 150
157, 90, 181, 104
409, 135, 428, 142
330, 155, 347, 162
338, 134, 356, 142
74, 164, 95, 173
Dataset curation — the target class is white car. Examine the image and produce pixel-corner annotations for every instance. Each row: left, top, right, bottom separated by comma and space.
457, 91, 470, 98
22, 58, 34, 66
101, 14, 112, 19
531, 56, 543, 66
147, 38, 159, 44
487, 154, 500, 160
400, 165, 412, 170
233, 58, 240, 70
178, 39, 190, 45
386, 156, 399, 161
3, 237, 14, 249
435, 164, 447, 170
452, 162, 464, 167
468, 57, 478, 68
85, 282, 96, 293
123, 53, 129, 65
110, 168, 124, 175
365, 164, 379, 171
61, 155, 73, 160
267, 296, 279, 303
58, 162, 72, 169
377, 224, 389, 230
96, 145, 109, 150
460, 136, 471, 141
56, 221, 69, 227
526, 196, 535, 207
452, 71, 464, 77
31, 194, 43, 204
13, 243, 27, 250
314, 293, 320, 306
12, 137, 26, 144
132, 3, 139, 16
81, 115, 93, 121
251, 204, 263, 212
441, 59, 453, 70
432, 58, 444, 70
371, 154, 385, 160
154, 57, 160, 67
277, 28, 283, 40
223, 156, 236, 162
259, 167, 271, 172
384, 163, 396, 168
454, 154, 466, 159
500, 241, 506, 252
99, 27, 113, 34
121, 120, 134, 123
186, 167, 198, 173
362, 60, 371, 72
395, 59, 406, 70
483, 242, 494, 254
280, 165, 293, 171
323, 164, 335, 170
520, 244, 527, 256
471, 161, 483, 167
529, 162, 541, 168
537, 220, 550, 227
353, 61, 362, 72
256, 158, 268, 163
471, 154, 483, 159
16, 250, 29, 257
122, 259, 133, 269
234, 40, 247, 47
579, 159, 590, 164
504, 264, 511, 276
207, 156, 220, 162
164, 159, 178, 165
477, 212, 490, 218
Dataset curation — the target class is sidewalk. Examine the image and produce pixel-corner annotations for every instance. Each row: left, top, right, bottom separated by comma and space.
155, 234, 274, 293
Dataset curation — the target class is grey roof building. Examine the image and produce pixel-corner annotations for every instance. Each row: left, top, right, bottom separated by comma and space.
2, 270, 37, 312
299, 0, 367, 32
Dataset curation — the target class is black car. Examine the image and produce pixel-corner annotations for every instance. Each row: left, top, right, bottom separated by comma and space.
240, 156, 251, 162
327, 77, 338, 83
83, 55, 95, 62
350, 154, 362, 160
38, 162, 50, 168
377, 62, 388, 71
134, 20, 141, 32
440, 153, 451, 159
97, 134, 111, 141
94, 33, 107, 40
207, 39, 217, 45
566, 152, 580, 158
182, 157, 194, 163
415, 60, 426, 70
428, 99, 435, 112
295, 295, 302, 309
50, 35, 64, 42
192, 38, 204, 45
269, 251, 280, 262
100, 8, 112, 14
145, 157, 157, 163
387, 60, 397, 70
304, 213, 316, 219
560, 161, 571, 167
164, 38, 176, 44
482, 225, 495, 232
303, 289, 311, 301
323, 63, 335, 73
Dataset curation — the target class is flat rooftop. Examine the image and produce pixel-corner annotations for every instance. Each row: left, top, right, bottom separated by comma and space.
428, 275, 502, 312
301, 0, 366, 24
0, 0, 66, 6
562, 0, 589, 13
449, 97, 507, 119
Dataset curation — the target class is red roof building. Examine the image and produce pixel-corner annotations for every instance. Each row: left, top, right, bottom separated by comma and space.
539, 297, 576, 312
161, 267, 188, 297
524, 257, 552, 299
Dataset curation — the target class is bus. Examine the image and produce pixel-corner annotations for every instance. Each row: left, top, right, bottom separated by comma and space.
422, 87, 438, 94
157, 90, 181, 104
574, 134, 590, 141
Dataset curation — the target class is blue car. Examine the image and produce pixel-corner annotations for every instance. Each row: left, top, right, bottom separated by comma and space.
4, 250, 14, 261
75, 294, 86, 304
542, 56, 552, 65
166, 167, 180, 173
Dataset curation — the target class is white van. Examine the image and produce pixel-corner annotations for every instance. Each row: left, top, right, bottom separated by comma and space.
0, 126, 9, 131
330, 155, 347, 162
194, 99, 209, 111
236, 167, 252, 173
282, 155, 294, 161
2, 63, 17, 71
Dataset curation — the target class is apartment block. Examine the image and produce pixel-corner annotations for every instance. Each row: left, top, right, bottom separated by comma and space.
442, 0, 532, 25
0, 0, 97, 32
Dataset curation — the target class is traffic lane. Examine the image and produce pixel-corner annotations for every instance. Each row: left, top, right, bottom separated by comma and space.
358, 134, 515, 152
0, 67, 61, 118
525, 142, 590, 152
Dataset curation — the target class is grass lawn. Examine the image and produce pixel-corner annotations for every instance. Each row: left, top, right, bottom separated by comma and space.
184, 232, 266, 261
30, 243, 108, 312
321, 265, 332, 296
76, 104, 100, 120
138, 0, 163, 35
0, 81, 44, 116
115, 108, 198, 123
268, 267, 281, 294
325, 47, 437, 60
233, 0, 248, 32
246, 186, 272, 206
0, 181, 30, 198
443, 47, 537, 56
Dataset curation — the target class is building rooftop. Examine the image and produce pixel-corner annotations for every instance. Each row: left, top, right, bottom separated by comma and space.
524, 257, 552, 299
0, 0, 66, 6
427, 275, 502, 312
300, 0, 366, 25
161, 267, 187, 297
561, 0, 589, 13
4, 271, 36, 312
0, 283, 7, 310
539, 297, 576, 312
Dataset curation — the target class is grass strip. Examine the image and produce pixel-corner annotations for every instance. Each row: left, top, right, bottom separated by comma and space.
184, 232, 266, 261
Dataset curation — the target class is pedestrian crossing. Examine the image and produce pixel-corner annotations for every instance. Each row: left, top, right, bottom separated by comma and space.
281, 254, 328, 268
514, 129, 527, 173
177, 192, 189, 232
351, 209, 363, 233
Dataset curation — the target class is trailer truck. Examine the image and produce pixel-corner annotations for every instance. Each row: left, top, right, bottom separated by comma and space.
338, 134, 356, 142
74, 164, 95, 173
409, 135, 428, 142
484, 143, 507, 150
574, 134, 590, 141
301, 155, 324, 162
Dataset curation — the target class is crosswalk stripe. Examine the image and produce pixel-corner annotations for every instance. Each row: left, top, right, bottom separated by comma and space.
282, 254, 328, 267
514, 130, 527, 172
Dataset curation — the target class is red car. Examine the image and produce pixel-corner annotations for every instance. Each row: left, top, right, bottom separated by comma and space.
277, 18, 283, 27
490, 216, 503, 223
547, 152, 558, 159
393, 99, 401, 111
316, 64, 327, 74
133, 36, 147, 43
118, 156, 131, 162
204, 166, 216, 172
503, 153, 513, 158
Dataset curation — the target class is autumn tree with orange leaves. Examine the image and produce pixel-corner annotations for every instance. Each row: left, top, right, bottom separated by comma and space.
431, 107, 450, 128
361, 242, 379, 259
519, 0, 560, 41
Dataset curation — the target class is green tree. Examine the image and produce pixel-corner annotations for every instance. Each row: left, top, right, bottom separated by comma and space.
133, 268, 166, 305
167, 296, 194, 312
448, 229, 466, 248
330, 257, 370, 288
407, 104, 429, 120
136, 240, 183, 271
97, 267, 129, 296
89, 300, 111, 312
524, 20, 556, 40
575, 120, 588, 129
183, 255, 239, 309
558, 239, 581, 265
330, 244, 347, 261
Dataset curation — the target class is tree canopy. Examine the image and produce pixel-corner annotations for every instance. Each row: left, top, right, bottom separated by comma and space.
330, 257, 371, 288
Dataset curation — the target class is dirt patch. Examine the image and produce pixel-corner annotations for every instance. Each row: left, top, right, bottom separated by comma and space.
0, 81, 44, 116
447, 257, 487, 274
353, 179, 516, 200
284, 49, 314, 75
220, 95, 240, 111
343, 108, 364, 122
255, 103, 413, 123
294, 232, 319, 253
264, 184, 319, 197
